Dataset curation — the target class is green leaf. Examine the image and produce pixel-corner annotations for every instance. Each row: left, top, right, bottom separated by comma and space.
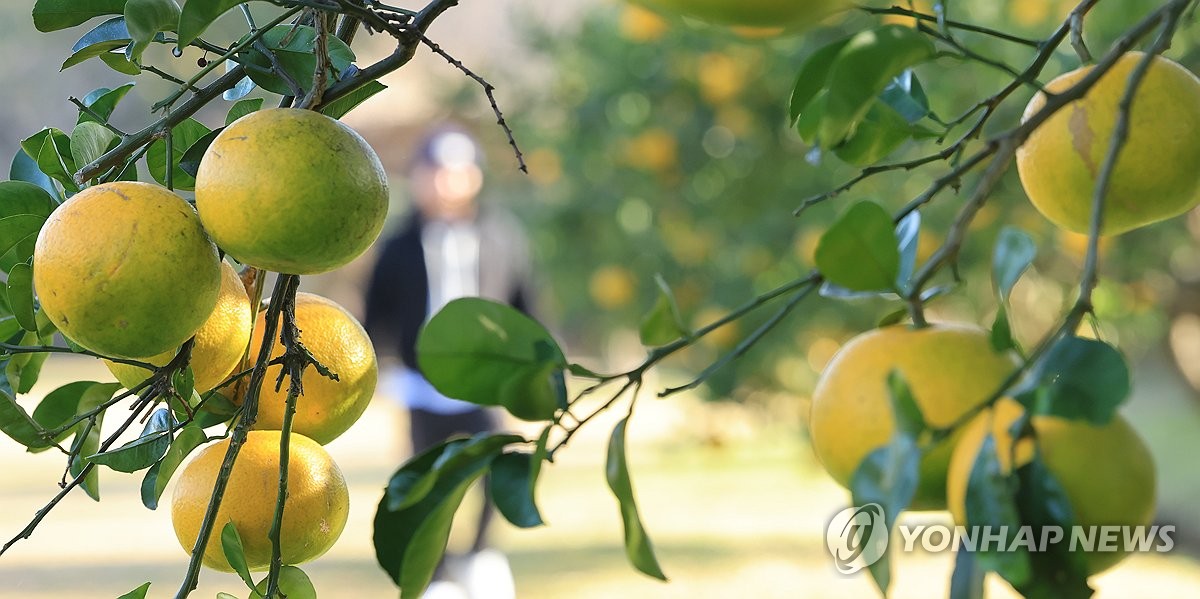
77, 83, 136, 125
68, 385, 113, 500
819, 25, 936, 146
990, 306, 1017, 353
70, 121, 120, 169
88, 408, 173, 472
496, 360, 562, 421
639, 274, 688, 346
62, 17, 132, 70
949, 548, 985, 599
11, 150, 59, 199
178, 0, 264, 47
141, 422, 206, 509
99, 51, 142, 75
116, 581, 152, 599
177, 127, 222, 179
218, 594, 239, 599
146, 118, 211, 190
223, 61, 257, 101
222, 522, 257, 591
606, 417, 667, 581
373, 434, 520, 596
0, 388, 53, 448
385, 438, 468, 512
226, 98, 264, 126
1012, 452, 1093, 598
6, 262, 36, 332
21, 128, 79, 192
1014, 336, 1129, 425
788, 36, 851, 125
417, 298, 566, 408
32, 0, 128, 32
489, 452, 544, 528
320, 80, 388, 119
887, 370, 924, 437
963, 434, 1031, 586
172, 366, 195, 401
880, 70, 931, 124
239, 25, 356, 96
123, 0, 180, 61
249, 566, 317, 599
814, 201, 900, 292
32, 381, 102, 434
992, 227, 1036, 302
831, 99, 916, 166
0, 182, 52, 278
6, 328, 54, 394
894, 209, 920, 293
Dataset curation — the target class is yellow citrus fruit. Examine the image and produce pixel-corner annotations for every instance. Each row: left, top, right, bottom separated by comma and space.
947, 398, 1156, 574
104, 260, 252, 394
238, 293, 377, 445
171, 430, 349, 572
620, 5, 670, 42
1017, 52, 1200, 235
633, 0, 852, 32
589, 265, 638, 309
195, 108, 389, 274
33, 181, 220, 359
809, 324, 1017, 510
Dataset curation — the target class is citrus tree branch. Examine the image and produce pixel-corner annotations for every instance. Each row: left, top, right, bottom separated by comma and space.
858, 5, 1042, 47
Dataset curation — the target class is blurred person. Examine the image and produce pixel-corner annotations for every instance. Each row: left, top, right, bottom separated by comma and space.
365, 126, 534, 599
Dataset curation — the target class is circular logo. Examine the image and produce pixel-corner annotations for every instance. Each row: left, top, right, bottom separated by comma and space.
825, 503, 889, 574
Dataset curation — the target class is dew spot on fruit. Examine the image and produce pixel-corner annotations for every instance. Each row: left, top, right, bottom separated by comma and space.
1069, 104, 1098, 178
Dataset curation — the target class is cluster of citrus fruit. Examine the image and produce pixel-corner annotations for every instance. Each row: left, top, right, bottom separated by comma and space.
805, 51, 1200, 576
32, 108, 387, 572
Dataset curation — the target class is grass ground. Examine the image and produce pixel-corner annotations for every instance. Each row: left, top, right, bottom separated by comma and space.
1, 356, 1199, 598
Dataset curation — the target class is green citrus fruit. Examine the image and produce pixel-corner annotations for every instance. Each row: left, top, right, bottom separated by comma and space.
195, 108, 389, 274
1017, 52, 1200, 235
809, 324, 1017, 510
33, 181, 220, 359
171, 430, 349, 572
105, 260, 252, 393
947, 398, 1156, 574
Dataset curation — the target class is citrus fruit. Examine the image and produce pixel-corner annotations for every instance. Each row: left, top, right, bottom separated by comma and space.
633, 0, 852, 32
171, 430, 349, 572
239, 292, 377, 444
194, 108, 388, 274
809, 324, 1017, 510
1017, 52, 1200, 235
947, 398, 1156, 574
33, 181, 220, 359
104, 260, 252, 394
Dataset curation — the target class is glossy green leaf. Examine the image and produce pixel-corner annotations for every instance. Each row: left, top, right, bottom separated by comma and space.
832, 99, 916, 166
177, 127, 222, 178
417, 298, 566, 408
61, 17, 131, 70
814, 201, 900, 292
1012, 452, 1092, 598
992, 227, 1036, 301
249, 566, 317, 599
894, 210, 921, 293
990, 306, 1017, 353
77, 83, 136, 125
0, 388, 52, 448
385, 438, 468, 512
489, 451, 544, 528
146, 118, 211, 190
880, 70, 931, 124
172, 366, 195, 402
788, 36, 851, 125
141, 422, 206, 509
239, 25, 356, 96
123, 0, 180, 61
88, 408, 172, 472
1014, 336, 1129, 424
639, 274, 688, 346
116, 581, 151, 599
374, 434, 520, 596
887, 370, 924, 437
320, 80, 387, 119
178, 0, 265, 47
222, 522, 257, 591
963, 434, 1031, 586
99, 51, 141, 74
6, 263, 36, 332
226, 98, 264, 126
6, 329, 53, 395
68, 385, 112, 500
606, 417, 667, 580
819, 25, 936, 146
10, 150, 59, 199
32, 381, 101, 435
32, 0, 127, 32
21, 128, 78, 192
70, 121, 119, 169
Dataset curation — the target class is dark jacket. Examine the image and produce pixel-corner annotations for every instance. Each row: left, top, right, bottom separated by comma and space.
364, 208, 534, 371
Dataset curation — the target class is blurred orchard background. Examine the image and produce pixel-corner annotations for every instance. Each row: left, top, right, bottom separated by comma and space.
3, 0, 1200, 597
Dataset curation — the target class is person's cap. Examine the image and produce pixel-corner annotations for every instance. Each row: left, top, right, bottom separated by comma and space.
413, 127, 483, 170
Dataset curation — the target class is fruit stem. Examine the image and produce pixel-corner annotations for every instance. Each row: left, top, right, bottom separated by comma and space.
264, 276, 304, 599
